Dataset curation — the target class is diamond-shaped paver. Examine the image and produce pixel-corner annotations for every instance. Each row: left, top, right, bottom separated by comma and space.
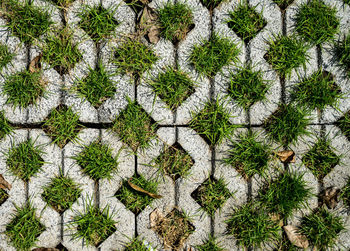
0, 189, 9, 206
154, 142, 194, 181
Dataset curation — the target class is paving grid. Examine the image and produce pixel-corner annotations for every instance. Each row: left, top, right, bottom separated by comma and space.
0, 0, 350, 250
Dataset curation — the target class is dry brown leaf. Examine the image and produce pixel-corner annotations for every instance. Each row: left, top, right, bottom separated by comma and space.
0, 174, 11, 190
128, 178, 162, 199
139, 7, 160, 44
283, 225, 309, 249
270, 213, 283, 227
29, 53, 42, 73
140, 0, 149, 5
150, 208, 164, 228
275, 150, 295, 163
321, 186, 340, 209
148, 25, 160, 44
32, 248, 59, 251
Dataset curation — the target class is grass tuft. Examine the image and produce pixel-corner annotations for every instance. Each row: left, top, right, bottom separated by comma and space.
189, 98, 235, 146
5, 202, 45, 251
196, 235, 224, 251
337, 111, 350, 141
227, 64, 269, 109
191, 177, 232, 217
299, 209, 345, 250
302, 138, 340, 180
73, 141, 119, 181
115, 174, 158, 215
42, 105, 82, 148
340, 178, 350, 209
3, 70, 46, 108
290, 70, 342, 111
150, 67, 195, 111
226, 202, 280, 248
272, 0, 295, 10
264, 34, 309, 77
226, 1, 267, 43
0, 0, 53, 44
78, 5, 119, 43
0, 188, 9, 205
0, 110, 13, 139
333, 33, 350, 76
42, 171, 82, 213
124, 237, 152, 251
73, 61, 116, 108
0, 43, 14, 70
224, 131, 271, 180
190, 33, 241, 78
295, 0, 339, 45
111, 97, 157, 152
258, 171, 312, 218
6, 139, 45, 182
263, 103, 311, 146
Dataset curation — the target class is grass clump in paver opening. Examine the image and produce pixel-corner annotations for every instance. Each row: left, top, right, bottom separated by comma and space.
73, 141, 119, 181
41, 27, 83, 75
0, 110, 13, 140
291, 70, 342, 111
189, 98, 235, 146
337, 111, 350, 141
154, 143, 194, 180
226, 1, 267, 43
69, 199, 116, 247
47, 0, 75, 8
5, 202, 45, 251
272, 0, 295, 10
150, 67, 195, 111
3, 70, 46, 108
0, 0, 53, 44
6, 139, 45, 182
200, 0, 224, 11
302, 138, 340, 180
79, 5, 118, 43
299, 209, 345, 250
340, 178, 350, 209
226, 202, 280, 249
295, 0, 339, 45
265, 34, 309, 78
124, 237, 152, 251
0, 188, 9, 206
224, 131, 271, 180
333, 33, 350, 76
42, 171, 82, 214
345, 0, 350, 5
263, 103, 310, 146
190, 33, 240, 78
158, 3, 193, 44
258, 171, 312, 218
115, 174, 159, 215
111, 97, 157, 152
0, 44, 14, 70
227, 65, 269, 109
196, 235, 224, 251
113, 38, 158, 78
191, 177, 232, 217
152, 208, 195, 250
42, 105, 82, 148
74, 61, 116, 108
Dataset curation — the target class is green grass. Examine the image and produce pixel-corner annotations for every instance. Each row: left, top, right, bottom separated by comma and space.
154, 143, 194, 180
113, 39, 158, 78
295, 0, 339, 45
337, 111, 350, 141
333, 33, 350, 76
226, 202, 280, 249
263, 103, 311, 146
73, 61, 116, 108
5, 202, 45, 251
224, 131, 271, 180
302, 138, 340, 180
340, 178, 350, 208
47, 0, 75, 8
200, 0, 225, 11
150, 67, 195, 111
196, 235, 224, 251
258, 171, 312, 218
290, 70, 342, 111
123, 0, 144, 14
158, 3, 193, 44
0, 0, 53, 44
111, 97, 157, 152
272, 0, 295, 9
0, 110, 13, 139
124, 237, 151, 251
42, 105, 82, 148
115, 174, 158, 215
0, 188, 9, 205
226, 1, 267, 43
299, 209, 345, 250
3, 70, 46, 108
73, 141, 119, 181
6, 139, 45, 181
191, 177, 232, 217
189, 33, 241, 78
41, 27, 83, 75
345, 0, 350, 5
0, 43, 14, 70
189, 98, 235, 146
78, 5, 118, 43
69, 199, 116, 247
227, 64, 269, 109
264, 34, 309, 77
42, 171, 82, 213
